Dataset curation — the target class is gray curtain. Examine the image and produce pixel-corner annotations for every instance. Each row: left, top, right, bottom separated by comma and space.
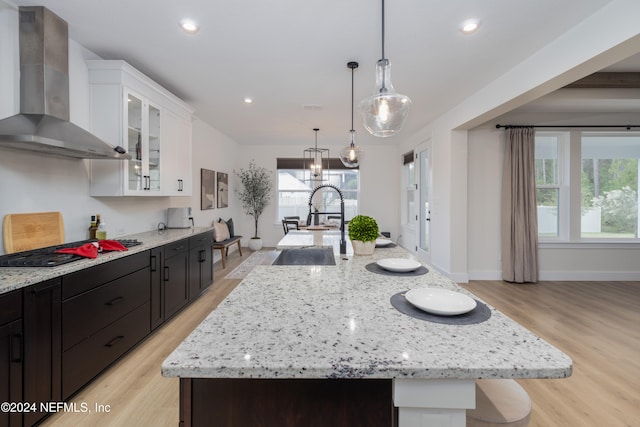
501, 127, 539, 283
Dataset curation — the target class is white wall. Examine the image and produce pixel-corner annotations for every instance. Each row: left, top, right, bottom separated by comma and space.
188, 118, 241, 233
235, 143, 400, 248
467, 127, 503, 279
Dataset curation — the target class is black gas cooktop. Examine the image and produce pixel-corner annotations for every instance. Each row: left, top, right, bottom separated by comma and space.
0, 239, 142, 267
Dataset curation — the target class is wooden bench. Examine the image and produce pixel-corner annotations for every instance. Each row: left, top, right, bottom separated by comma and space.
213, 235, 243, 269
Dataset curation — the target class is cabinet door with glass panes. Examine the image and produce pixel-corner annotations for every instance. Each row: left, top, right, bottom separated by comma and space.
125, 90, 161, 194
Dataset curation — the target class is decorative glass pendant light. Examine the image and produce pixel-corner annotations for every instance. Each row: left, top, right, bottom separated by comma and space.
359, 0, 411, 137
340, 61, 362, 168
303, 128, 329, 182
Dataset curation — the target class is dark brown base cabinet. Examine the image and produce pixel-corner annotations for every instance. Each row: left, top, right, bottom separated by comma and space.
23, 279, 62, 427
0, 231, 215, 427
61, 253, 150, 399
180, 378, 397, 427
1, 290, 23, 427
188, 233, 214, 301
158, 231, 214, 322
150, 246, 165, 330
163, 240, 190, 320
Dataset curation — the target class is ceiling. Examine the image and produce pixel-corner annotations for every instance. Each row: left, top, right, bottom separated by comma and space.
7, 0, 639, 146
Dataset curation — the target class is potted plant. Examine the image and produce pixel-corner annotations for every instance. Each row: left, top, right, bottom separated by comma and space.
348, 214, 379, 255
235, 160, 273, 250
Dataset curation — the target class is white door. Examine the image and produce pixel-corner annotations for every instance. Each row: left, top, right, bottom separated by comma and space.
416, 140, 431, 264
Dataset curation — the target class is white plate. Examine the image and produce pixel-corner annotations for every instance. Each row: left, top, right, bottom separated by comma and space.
375, 238, 393, 247
376, 258, 421, 272
405, 288, 477, 316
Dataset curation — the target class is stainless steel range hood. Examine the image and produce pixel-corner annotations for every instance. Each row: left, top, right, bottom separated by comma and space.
0, 6, 130, 160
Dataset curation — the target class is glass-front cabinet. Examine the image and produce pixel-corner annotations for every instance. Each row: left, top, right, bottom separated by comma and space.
125, 91, 161, 193
87, 60, 193, 197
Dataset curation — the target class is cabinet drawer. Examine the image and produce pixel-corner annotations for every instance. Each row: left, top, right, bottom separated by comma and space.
189, 232, 214, 248
165, 239, 188, 257
63, 251, 149, 299
0, 289, 22, 325
62, 302, 150, 399
62, 268, 150, 351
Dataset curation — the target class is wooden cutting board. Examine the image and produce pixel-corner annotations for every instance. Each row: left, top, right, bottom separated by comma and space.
3, 212, 65, 254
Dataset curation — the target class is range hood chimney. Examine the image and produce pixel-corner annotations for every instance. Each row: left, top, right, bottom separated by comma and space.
0, 6, 129, 159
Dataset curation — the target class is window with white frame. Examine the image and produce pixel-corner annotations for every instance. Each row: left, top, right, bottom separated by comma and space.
581, 133, 639, 239
535, 133, 567, 239
535, 131, 640, 242
276, 158, 359, 223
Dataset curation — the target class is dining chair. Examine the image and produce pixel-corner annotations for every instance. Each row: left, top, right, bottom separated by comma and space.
282, 219, 299, 235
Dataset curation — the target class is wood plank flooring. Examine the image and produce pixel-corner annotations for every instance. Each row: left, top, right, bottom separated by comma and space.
462, 280, 640, 427
42, 257, 639, 427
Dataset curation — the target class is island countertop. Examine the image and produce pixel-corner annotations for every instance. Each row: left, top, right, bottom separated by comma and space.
0, 227, 213, 295
162, 245, 572, 381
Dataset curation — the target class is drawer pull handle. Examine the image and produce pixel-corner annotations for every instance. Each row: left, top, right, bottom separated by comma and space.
173, 245, 185, 251
105, 336, 125, 347
199, 249, 206, 263
151, 255, 158, 271
106, 296, 124, 306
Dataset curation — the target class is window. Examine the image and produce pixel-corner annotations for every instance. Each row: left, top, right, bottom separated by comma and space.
535, 134, 562, 238
276, 158, 359, 222
581, 134, 639, 239
402, 151, 416, 226
535, 131, 640, 242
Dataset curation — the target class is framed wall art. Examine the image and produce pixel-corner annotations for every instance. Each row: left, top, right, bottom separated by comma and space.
201, 168, 215, 210
217, 171, 229, 208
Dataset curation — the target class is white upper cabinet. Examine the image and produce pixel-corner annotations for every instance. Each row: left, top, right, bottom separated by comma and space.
87, 60, 193, 196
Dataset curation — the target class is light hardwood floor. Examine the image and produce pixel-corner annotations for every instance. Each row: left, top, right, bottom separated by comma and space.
462, 280, 640, 427
42, 256, 639, 427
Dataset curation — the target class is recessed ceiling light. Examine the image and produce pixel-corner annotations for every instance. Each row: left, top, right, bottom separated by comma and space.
179, 19, 200, 34
244, 97, 253, 104
460, 19, 480, 34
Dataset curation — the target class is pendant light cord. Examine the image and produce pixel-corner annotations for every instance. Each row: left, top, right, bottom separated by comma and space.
381, 0, 385, 60
351, 66, 355, 133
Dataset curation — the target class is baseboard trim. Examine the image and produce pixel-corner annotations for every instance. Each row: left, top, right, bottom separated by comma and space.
468, 270, 640, 281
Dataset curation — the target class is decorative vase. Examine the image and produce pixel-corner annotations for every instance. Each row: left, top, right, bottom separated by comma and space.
351, 240, 375, 255
248, 237, 263, 251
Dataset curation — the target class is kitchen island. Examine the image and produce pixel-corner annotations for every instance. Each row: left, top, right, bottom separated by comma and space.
162, 243, 572, 426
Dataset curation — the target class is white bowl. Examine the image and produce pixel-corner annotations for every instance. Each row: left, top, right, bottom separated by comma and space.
376, 258, 421, 272
375, 238, 393, 247
405, 288, 477, 316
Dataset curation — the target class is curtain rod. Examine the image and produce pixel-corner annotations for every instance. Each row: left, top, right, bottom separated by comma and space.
496, 124, 640, 130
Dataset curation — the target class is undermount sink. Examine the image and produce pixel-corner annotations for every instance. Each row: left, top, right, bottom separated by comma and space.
272, 248, 336, 266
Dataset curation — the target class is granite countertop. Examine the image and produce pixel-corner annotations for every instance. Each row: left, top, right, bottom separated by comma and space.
162, 244, 572, 380
0, 227, 213, 295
